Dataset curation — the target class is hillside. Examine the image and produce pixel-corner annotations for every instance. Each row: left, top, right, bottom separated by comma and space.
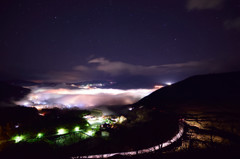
135, 71, 240, 110
0, 82, 30, 105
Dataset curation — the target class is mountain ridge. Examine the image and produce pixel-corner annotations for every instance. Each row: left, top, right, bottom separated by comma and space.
134, 71, 240, 110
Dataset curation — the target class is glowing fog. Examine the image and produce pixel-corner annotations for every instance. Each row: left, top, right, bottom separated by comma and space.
15, 87, 158, 109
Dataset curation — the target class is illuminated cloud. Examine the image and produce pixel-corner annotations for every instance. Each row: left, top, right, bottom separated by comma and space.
186, 0, 224, 10
16, 87, 156, 109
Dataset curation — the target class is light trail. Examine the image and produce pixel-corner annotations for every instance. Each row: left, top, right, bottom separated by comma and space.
71, 122, 184, 158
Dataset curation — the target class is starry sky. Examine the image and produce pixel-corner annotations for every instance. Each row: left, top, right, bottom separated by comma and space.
1, 0, 240, 88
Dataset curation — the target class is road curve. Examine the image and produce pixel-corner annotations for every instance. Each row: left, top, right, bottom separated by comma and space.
71, 121, 184, 159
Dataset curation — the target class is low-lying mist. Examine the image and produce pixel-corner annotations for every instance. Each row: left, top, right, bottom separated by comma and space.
15, 86, 156, 109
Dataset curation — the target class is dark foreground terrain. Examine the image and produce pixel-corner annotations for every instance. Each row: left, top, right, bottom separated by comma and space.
132, 71, 240, 159
1, 71, 240, 159
0, 82, 179, 159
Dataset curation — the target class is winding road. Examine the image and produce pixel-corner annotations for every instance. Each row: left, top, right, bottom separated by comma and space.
71, 121, 184, 159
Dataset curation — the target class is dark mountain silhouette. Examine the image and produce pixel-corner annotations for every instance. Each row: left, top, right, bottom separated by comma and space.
0, 82, 30, 105
135, 71, 240, 109
6, 80, 38, 87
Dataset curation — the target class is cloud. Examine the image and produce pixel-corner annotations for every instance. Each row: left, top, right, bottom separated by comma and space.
87, 57, 205, 76
224, 17, 240, 31
73, 65, 90, 72
16, 87, 156, 108
35, 57, 240, 84
88, 58, 158, 76
89, 57, 109, 65
186, 0, 224, 10
160, 61, 206, 72
37, 58, 206, 83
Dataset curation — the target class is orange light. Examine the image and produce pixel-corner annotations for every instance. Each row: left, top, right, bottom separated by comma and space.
154, 85, 163, 89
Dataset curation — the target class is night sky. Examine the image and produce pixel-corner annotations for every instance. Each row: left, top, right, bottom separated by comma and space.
1, 0, 240, 88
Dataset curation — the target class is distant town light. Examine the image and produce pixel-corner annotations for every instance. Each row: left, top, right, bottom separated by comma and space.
23, 102, 30, 106
166, 82, 172, 86
154, 85, 163, 89
39, 112, 45, 116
